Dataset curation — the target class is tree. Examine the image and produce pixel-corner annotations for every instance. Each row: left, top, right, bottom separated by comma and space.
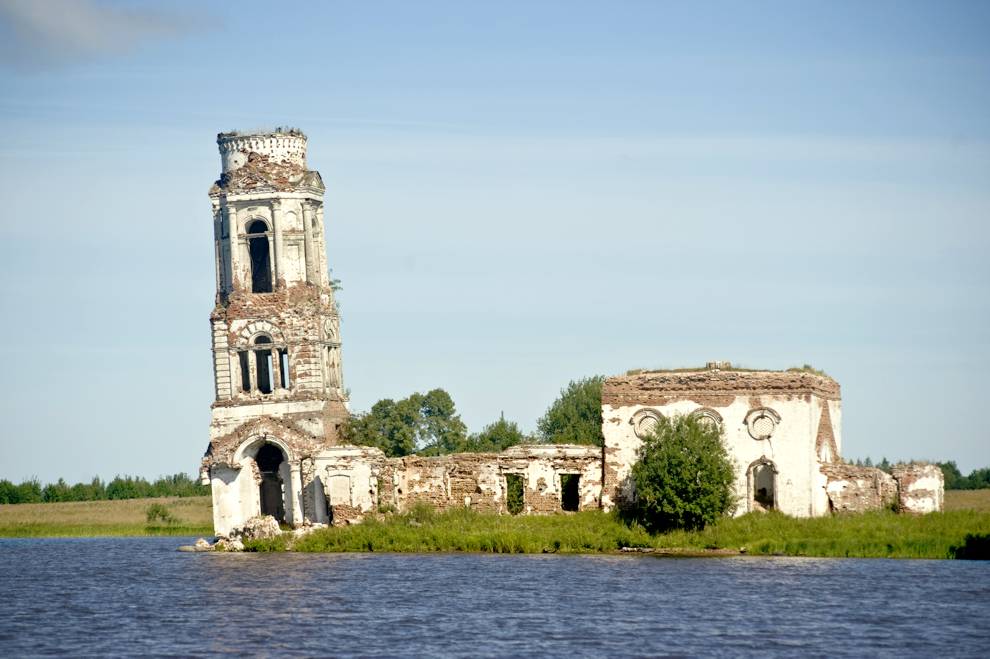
343, 388, 467, 457
628, 414, 736, 532
536, 376, 605, 446
462, 416, 529, 453
939, 461, 966, 490
417, 389, 468, 455
0, 480, 19, 504
15, 479, 42, 503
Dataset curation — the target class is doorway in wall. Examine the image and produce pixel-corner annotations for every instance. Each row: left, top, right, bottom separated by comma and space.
505, 474, 524, 515
751, 460, 776, 511
560, 474, 580, 511
256, 443, 286, 522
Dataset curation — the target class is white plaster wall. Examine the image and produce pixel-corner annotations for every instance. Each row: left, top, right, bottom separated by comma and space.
219, 133, 307, 173
209, 399, 327, 440
603, 395, 827, 518
897, 470, 945, 514
210, 466, 244, 536
313, 446, 386, 515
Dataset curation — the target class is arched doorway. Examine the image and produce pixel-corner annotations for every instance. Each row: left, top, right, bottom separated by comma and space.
255, 443, 286, 522
749, 459, 777, 511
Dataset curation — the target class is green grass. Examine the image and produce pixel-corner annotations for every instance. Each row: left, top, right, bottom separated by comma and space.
0, 497, 213, 537
244, 505, 990, 559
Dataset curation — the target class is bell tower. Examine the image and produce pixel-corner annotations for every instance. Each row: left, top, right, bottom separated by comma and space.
201, 129, 348, 531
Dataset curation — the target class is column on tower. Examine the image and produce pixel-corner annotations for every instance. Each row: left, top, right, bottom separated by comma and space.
212, 207, 223, 294
302, 202, 315, 284
226, 204, 241, 291
316, 204, 329, 286
271, 198, 285, 288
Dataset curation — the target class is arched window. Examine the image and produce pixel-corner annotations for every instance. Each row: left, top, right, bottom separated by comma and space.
247, 220, 273, 293
235, 329, 291, 395
253, 334, 273, 394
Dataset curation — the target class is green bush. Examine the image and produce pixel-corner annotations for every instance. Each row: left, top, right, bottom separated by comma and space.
629, 414, 736, 532
145, 503, 178, 526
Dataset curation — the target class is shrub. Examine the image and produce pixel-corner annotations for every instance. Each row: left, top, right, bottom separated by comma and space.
629, 414, 736, 532
145, 503, 178, 526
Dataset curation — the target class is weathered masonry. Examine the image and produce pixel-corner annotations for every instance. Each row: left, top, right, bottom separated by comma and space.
601, 364, 943, 516
199, 131, 942, 537
199, 131, 601, 535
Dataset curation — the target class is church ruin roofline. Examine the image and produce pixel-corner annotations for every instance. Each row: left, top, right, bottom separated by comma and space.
217, 127, 306, 140
603, 363, 840, 404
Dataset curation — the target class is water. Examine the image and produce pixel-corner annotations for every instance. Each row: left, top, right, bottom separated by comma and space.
0, 538, 988, 657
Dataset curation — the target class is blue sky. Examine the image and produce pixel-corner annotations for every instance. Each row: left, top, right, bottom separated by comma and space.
0, 0, 987, 482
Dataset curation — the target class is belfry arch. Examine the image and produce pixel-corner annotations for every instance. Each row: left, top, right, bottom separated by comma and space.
246, 219, 273, 293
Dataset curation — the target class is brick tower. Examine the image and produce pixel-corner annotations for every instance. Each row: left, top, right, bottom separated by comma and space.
200, 129, 348, 532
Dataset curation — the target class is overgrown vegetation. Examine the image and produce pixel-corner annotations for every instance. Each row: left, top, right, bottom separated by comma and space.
241, 505, 990, 559
342, 388, 539, 457
628, 414, 736, 532
145, 503, 178, 526
343, 388, 469, 456
536, 376, 605, 446
785, 364, 829, 377
0, 473, 209, 505
460, 416, 530, 453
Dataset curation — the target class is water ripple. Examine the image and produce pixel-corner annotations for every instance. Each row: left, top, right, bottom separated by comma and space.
0, 538, 987, 657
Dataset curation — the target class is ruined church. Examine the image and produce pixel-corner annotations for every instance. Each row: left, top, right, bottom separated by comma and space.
200, 130, 943, 536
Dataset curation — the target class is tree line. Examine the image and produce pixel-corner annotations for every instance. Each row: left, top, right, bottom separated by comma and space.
0, 473, 209, 505
342, 377, 606, 457
938, 462, 990, 491
846, 457, 989, 490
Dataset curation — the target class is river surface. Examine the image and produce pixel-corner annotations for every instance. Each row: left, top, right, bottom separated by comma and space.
0, 538, 987, 657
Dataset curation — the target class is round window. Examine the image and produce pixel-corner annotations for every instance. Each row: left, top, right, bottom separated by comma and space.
745, 408, 780, 441
631, 409, 663, 439
692, 408, 723, 432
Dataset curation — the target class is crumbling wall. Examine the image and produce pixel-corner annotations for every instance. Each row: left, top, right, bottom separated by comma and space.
602, 367, 841, 517
891, 463, 944, 514
376, 445, 602, 516
820, 464, 898, 513
315, 446, 387, 525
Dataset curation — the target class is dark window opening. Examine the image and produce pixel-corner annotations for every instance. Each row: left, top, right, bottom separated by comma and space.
560, 474, 580, 511
247, 220, 272, 293
753, 463, 776, 510
255, 350, 272, 394
279, 349, 290, 389
256, 443, 285, 522
238, 352, 250, 392
505, 474, 524, 515
254, 335, 273, 394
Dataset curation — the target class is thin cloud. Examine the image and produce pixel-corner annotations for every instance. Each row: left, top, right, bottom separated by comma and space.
0, 0, 191, 69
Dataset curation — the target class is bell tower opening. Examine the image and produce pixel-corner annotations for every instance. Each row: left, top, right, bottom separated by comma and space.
256, 443, 286, 522
247, 220, 273, 293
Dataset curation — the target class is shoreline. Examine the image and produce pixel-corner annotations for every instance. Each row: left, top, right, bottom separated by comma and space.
3, 493, 989, 560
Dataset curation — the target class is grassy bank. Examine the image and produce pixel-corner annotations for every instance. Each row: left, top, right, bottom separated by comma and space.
0, 496, 213, 537
245, 504, 990, 559
2, 490, 988, 555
